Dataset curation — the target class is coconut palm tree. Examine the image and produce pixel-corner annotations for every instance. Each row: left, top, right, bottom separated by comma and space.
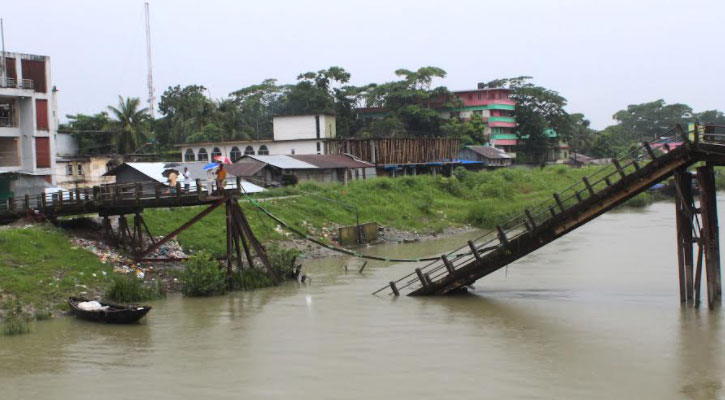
107, 96, 150, 154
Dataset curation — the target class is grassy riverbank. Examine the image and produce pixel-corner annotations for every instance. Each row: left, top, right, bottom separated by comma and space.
0, 225, 114, 323
143, 165, 640, 256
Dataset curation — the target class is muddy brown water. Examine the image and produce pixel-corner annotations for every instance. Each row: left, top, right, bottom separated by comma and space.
1, 200, 724, 399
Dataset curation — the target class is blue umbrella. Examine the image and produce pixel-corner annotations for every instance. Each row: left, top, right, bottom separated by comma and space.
203, 162, 218, 170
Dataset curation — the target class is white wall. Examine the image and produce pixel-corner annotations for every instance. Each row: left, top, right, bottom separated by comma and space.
182, 139, 324, 161
273, 115, 318, 141
56, 133, 78, 156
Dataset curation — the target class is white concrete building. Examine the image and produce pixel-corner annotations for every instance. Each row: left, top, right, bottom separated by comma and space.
0, 52, 58, 201
179, 114, 336, 162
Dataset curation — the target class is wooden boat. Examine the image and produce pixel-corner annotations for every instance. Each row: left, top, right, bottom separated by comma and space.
68, 297, 151, 324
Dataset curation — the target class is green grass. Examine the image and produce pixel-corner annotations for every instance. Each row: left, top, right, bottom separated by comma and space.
0, 225, 114, 315
143, 166, 628, 256
104, 275, 166, 303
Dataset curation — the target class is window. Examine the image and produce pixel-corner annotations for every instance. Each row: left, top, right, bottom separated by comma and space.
316, 142, 321, 154
198, 148, 209, 161
258, 145, 269, 155
211, 147, 222, 160
35, 137, 50, 168
77, 164, 84, 175
184, 149, 195, 162
21, 59, 47, 93
244, 146, 255, 155
67, 164, 74, 176
230, 146, 241, 162
36, 99, 49, 131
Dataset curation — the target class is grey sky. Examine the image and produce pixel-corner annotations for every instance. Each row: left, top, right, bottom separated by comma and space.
4, 0, 724, 129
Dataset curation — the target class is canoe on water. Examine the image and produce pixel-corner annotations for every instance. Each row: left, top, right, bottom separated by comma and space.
67, 297, 151, 324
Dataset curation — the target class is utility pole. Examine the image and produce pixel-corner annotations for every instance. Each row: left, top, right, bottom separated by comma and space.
145, 2, 155, 117
1, 18, 7, 83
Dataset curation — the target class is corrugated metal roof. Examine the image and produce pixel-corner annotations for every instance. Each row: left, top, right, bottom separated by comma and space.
225, 160, 267, 177
245, 155, 318, 169
289, 154, 373, 169
464, 146, 513, 159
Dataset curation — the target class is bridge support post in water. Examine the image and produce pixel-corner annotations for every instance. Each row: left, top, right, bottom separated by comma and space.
674, 169, 695, 305
696, 165, 722, 309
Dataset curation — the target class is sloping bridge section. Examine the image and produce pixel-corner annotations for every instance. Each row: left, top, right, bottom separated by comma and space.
376, 126, 724, 309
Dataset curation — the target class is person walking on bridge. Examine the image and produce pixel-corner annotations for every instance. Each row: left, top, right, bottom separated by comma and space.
215, 162, 227, 194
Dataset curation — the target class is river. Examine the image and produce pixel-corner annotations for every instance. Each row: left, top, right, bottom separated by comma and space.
1, 200, 724, 399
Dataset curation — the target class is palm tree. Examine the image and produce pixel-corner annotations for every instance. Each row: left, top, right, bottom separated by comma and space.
108, 96, 149, 154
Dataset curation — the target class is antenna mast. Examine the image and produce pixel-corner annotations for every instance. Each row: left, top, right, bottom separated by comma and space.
1, 19, 7, 83
144, 2, 155, 117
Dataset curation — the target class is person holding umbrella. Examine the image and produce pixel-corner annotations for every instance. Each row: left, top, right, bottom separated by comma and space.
215, 161, 227, 194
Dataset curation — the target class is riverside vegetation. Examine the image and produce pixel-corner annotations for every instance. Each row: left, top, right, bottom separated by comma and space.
0, 166, 684, 334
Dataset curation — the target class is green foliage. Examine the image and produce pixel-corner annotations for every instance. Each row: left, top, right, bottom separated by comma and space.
59, 112, 114, 155
107, 96, 150, 154
105, 276, 165, 303
0, 225, 113, 311
33, 308, 52, 321
2, 299, 30, 336
612, 99, 692, 143
267, 244, 300, 277
180, 252, 226, 297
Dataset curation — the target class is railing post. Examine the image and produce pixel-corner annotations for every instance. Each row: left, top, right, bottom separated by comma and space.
155, 183, 161, 200
415, 268, 430, 288
553, 193, 565, 212
582, 177, 595, 196
468, 240, 481, 261
549, 206, 557, 217
24, 194, 30, 211
135, 183, 142, 205
612, 159, 626, 179
524, 208, 537, 229
632, 160, 640, 170
643, 142, 657, 160
196, 179, 203, 200
389, 281, 400, 296
176, 182, 181, 201
236, 177, 242, 194
604, 177, 612, 186
441, 255, 455, 275
93, 186, 100, 201
575, 191, 583, 202
496, 225, 508, 246
8, 196, 15, 213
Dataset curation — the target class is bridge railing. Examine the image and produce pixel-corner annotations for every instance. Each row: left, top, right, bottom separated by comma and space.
0, 177, 254, 217
377, 126, 693, 295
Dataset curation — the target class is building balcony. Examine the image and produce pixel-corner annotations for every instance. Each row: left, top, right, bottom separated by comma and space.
487, 116, 516, 123
0, 78, 34, 90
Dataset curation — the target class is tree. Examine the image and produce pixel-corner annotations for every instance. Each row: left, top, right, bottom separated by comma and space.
230, 79, 282, 139
157, 85, 217, 145
696, 110, 725, 125
611, 99, 692, 143
60, 112, 113, 155
568, 113, 596, 156
107, 96, 150, 154
359, 66, 454, 136
441, 113, 486, 145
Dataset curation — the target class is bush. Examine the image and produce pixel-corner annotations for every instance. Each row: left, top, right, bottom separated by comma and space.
180, 252, 226, 297
2, 299, 30, 336
2, 316, 29, 336
34, 308, 52, 321
105, 275, 166, 303
623, 192, 653, 208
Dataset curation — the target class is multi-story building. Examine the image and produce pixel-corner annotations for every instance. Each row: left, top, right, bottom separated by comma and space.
178, 114, 336, 162
0, 52, 57, 201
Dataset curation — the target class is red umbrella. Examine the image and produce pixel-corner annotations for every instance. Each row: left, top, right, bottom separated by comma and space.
214, 155, 231, 164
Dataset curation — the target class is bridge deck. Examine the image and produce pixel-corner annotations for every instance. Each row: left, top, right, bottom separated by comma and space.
0, 179, 242, 222
377, 134, 725, 297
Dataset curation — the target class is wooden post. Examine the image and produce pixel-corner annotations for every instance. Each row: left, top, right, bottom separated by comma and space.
697, 165, 722, 308
236, 176, 242, 194
415, 268, 429, 288
553, 193, 565, 212
468, 240, 481, 261
575, 191, 583, 203
612, 159, 626, 179
8, 196, 15, 213
496, 225, 508, 246
196, 179, 203, 201
582, 177, 595, 196
632, 160, 640, 170
524, 209, 537, 229
549, 206, 557, 217
441, 255, 455, 275
176, 182, 182, 201
389, 281, 400, 296
643, 142, 657, 160
23, 194, 29, 212
674, 170, 696, 304
135, 183, 142, 206
604, 176, 612, 186
155, 183, 161, 200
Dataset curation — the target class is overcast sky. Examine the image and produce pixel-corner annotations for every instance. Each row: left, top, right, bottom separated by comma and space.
4, 0, 724, 129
